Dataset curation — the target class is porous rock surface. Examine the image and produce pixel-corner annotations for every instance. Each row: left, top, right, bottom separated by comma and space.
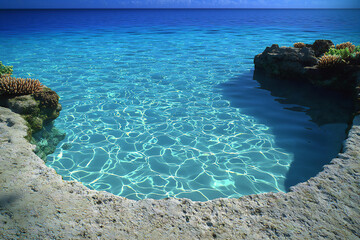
254, 43, 318, 78
308, 39, 335, 57
0, 106, 359, 239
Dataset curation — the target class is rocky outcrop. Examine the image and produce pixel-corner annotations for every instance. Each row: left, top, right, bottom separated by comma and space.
308, 39, 335, 57
254, 44, 318, 79
0, 106, 359, 239
254, 40, 360, 113
0, 86, 61, 137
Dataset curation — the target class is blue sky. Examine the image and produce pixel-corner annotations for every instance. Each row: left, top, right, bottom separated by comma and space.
0, 0, 359, 9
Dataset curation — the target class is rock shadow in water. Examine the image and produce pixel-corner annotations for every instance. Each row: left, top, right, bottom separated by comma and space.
217, 70, 354, 191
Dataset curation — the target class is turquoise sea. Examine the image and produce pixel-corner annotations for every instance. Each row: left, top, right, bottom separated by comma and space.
1, 9, 359, 200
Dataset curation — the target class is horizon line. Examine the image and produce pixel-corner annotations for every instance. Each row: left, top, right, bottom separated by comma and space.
1, 8, 360, 10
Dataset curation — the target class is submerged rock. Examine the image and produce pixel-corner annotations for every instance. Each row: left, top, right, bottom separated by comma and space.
31, 122, 66, 161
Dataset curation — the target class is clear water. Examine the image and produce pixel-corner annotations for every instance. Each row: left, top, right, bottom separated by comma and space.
0, 10, 358, 201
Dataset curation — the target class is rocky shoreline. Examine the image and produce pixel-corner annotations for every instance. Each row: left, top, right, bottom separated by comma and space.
0, 107, 359, 239
1, 41, 360, 239
0, 86, 65, 160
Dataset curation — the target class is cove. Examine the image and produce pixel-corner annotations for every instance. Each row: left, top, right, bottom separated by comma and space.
1, 9, 359, 200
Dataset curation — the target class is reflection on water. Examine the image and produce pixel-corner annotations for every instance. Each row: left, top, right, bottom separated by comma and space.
253, 70, 354, 126
219, 70, 353, 190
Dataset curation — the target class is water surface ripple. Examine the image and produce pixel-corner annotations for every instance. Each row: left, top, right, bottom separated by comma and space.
0, 10, 358, 200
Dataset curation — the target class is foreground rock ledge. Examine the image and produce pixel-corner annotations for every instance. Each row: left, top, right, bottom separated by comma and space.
0, 107, 359, 239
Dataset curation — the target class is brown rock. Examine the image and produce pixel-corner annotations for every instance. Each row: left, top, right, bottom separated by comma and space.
254, 44, 317, 79
311, 39, 335, 57
254, 41, 360, 93
33, 86, 60, 109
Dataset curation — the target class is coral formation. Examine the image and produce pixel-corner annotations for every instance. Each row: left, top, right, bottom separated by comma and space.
293, 42, 305, 48
317, 55, 344, 68
0, 76, 43, 96
0, 62, 61, 139
325, 43, 360, 65
336, 42, 356, 52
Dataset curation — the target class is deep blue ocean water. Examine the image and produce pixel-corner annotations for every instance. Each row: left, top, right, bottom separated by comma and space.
0, 10, 359, 201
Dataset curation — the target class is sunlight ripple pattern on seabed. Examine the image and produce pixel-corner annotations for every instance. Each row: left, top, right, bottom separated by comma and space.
40, 28, 293, 200
2, 10, 358, 200
53, 84, 291, 200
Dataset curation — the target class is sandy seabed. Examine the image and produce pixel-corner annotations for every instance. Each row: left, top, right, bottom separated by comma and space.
0, 106, 359, 239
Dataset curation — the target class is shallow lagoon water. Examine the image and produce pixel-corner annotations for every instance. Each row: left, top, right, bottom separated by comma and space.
0, 10, 359, 200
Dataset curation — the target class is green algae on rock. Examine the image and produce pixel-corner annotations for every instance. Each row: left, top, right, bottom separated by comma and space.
0, 61, 13, 77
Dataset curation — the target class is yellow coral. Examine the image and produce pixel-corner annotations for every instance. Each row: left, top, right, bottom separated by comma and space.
0, 76, 43, 96
293, 42, 306, 48
336, 42, 355, 52
317, 55, 344, 68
